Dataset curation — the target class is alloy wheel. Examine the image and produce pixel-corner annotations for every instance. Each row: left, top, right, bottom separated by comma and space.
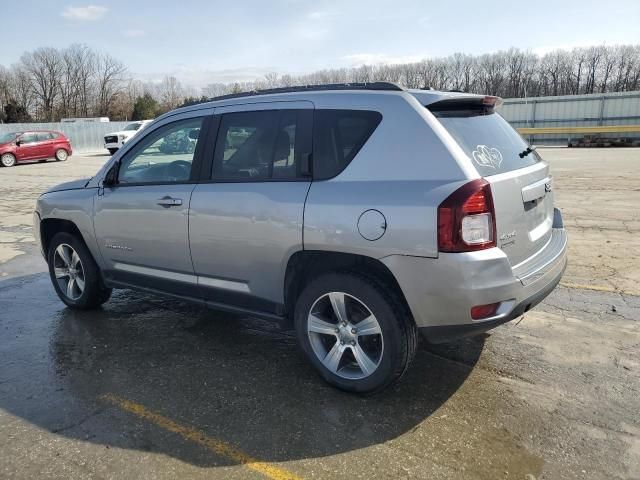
307, 291, 384, 380
1, 154, 16, 167
53, 243, 85, 300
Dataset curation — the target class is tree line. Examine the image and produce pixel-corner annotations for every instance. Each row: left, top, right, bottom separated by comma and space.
1, 43, 639, 123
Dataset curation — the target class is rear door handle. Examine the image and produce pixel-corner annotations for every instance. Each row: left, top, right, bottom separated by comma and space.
157, 196, 183, 207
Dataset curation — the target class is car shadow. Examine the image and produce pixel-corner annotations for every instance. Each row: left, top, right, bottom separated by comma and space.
0, 273, 484, 467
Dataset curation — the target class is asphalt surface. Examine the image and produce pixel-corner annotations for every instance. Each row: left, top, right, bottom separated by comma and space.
0, 149, 639, 479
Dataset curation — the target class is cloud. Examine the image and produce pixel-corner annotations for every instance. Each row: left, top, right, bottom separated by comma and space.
123, 29, 146, 38
308, 10, 331, 20
62, 5, 108, 21
342, 53, 427, 66
134, 65, 275, 90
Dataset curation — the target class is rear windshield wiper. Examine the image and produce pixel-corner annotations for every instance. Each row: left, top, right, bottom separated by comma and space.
519, 146, 536, 158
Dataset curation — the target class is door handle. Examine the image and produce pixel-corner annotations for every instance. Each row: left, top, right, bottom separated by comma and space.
157, 196, 183, 207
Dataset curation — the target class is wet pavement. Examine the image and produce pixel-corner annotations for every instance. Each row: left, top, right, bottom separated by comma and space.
1, 150, 639, 479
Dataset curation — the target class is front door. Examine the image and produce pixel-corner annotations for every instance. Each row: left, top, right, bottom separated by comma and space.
94, 115, 209, 296
189, 103, 313, 315
15, 132, 43, 161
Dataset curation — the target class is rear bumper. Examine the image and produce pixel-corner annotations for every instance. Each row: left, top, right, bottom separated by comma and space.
382, 209, 567, 343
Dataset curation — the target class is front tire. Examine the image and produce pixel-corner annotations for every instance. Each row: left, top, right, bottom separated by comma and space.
47, 232, 112, 309
108, 148, 118, 155
295, 272, 418, 393
55, 149, 68, 161
1, 153, 16, 167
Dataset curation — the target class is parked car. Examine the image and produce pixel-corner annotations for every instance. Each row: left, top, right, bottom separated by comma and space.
104, 120, 152, 155
34, 83, 567, 393
0, 130, 72, 167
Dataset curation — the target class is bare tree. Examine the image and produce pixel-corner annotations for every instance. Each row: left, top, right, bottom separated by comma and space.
95, 53, 127, 116
22, 47, 62, 121
159, 75, 184, 110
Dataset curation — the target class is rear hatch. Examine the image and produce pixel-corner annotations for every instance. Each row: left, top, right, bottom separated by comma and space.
428, 96, 554, 266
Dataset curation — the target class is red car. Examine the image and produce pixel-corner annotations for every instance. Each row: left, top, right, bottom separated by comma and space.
0, 130, 73, 167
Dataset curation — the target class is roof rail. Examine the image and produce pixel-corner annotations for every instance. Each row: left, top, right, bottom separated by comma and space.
210, 82, 404, 101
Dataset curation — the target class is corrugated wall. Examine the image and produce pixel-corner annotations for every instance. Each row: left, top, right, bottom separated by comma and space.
0, 121, 130, 153
499, 91, 640, 144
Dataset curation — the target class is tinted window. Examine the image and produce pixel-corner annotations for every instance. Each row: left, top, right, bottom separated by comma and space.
313, 110, 382, 179
118, 118, 203, 184
434, 112, 540, 176
213, 110, 301, 181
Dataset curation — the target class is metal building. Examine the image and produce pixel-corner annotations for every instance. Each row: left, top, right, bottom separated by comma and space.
499, 90, 640, 145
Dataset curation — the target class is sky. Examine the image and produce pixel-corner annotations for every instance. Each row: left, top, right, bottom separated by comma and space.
1, 0, 639, 89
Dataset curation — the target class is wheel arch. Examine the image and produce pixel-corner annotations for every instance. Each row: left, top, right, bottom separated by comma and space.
40, 218, 85, 257
283, 250, 413, 326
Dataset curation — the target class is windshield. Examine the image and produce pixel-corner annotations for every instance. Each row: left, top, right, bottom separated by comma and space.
434, 112, 540, 176
0, 132, 18, 144
123, 123, 141, 131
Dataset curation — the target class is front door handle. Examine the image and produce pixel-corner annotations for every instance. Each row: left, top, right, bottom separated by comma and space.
157, 196, 183, 207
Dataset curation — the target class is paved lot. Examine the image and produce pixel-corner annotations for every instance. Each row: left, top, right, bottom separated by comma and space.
0, 149, 639, 479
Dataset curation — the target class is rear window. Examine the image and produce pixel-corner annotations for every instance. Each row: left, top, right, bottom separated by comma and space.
313, 110, 382, 179
433, 110, 540, 176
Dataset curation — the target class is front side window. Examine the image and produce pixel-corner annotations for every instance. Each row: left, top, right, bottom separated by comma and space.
123, 123, 141, 131
313, 110, 382, 179
212, 110, 301, 181
118, 118, 203, 184
19, 133, 38, 144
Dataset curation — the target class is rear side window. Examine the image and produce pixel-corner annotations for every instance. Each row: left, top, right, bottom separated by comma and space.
36, 132, 54, 141
213, 110, 305, 181
313, 110, 382, 179
433, 111, 540, 176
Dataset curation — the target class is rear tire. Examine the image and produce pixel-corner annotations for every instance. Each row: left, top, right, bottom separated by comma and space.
294, 272, 418, 393
108, 148, 118, 156
55, 149, 68, 161
1, 153, 16, 167
47, 232, 112, 309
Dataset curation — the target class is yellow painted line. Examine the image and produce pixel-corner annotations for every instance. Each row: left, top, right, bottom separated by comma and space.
560, 282, 639, 296
517, 125, 640, 135
102, 394, 302, 480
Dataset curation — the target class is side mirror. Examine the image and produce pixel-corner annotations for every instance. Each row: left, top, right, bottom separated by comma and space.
15, 140, 21, 147
188, 129, 200, 140
103, 162, 120, 187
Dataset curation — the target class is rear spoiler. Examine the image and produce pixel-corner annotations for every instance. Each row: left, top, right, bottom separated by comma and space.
427, 96, 503, 116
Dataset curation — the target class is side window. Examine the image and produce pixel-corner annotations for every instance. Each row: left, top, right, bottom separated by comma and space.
19, 133, 38, 144
212, 110, 301, 181
313, 110, 382, 180
36, 132, 52, 141
118, 118, 204, 184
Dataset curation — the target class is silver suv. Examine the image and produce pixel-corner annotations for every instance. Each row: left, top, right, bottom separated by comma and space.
34, 83, 567, 393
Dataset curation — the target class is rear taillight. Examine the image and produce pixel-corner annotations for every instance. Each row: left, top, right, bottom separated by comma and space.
438, 178, 496, 252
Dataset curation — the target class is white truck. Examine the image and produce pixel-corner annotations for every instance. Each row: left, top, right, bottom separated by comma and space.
104, 120, 152, 155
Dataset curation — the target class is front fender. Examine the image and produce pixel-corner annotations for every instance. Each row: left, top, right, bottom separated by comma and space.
36, 189, 103, 268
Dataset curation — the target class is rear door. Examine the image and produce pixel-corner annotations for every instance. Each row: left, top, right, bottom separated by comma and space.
189, 101, 313, 315
36, 132, 55, 158
430, 100, 554, 266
